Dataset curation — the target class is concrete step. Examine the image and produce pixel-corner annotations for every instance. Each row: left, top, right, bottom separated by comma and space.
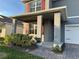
37, 42, 53, 49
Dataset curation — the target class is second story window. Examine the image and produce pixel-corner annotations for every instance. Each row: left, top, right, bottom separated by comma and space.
30, 2, 35, 12
30, 0, 41, 12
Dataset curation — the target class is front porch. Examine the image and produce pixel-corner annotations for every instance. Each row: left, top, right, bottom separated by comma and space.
11, 6, 67, 48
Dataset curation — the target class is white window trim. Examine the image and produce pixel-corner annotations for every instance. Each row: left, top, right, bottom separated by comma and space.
30, 0, 41, 12
35, 1, 37, 12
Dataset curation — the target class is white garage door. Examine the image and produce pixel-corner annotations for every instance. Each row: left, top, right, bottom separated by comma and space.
65, 24, 79, 44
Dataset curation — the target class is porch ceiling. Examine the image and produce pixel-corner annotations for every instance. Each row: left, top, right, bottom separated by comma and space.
10, 6, 67, 22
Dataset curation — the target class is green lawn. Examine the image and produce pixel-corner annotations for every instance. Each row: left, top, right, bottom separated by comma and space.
0, 46, 44, 59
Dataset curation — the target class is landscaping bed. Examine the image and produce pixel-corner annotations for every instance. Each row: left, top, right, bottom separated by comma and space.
0, 34, 44, 59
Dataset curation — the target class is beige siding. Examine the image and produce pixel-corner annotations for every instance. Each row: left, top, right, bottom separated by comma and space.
5, 23, 13, 35
16, 25, 23, 34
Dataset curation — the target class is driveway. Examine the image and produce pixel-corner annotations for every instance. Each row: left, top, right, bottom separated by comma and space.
29, 44, 79, 59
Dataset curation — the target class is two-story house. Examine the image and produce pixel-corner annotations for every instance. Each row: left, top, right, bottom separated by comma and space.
11, 0, 79, 49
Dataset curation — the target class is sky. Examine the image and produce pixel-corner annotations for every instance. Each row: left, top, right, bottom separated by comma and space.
0, 0, 25, 16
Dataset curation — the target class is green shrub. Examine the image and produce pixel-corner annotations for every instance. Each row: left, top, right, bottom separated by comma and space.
4, 35, 12, 45
34, 37, 41, 43
30, 40, 36, 45
0, 37, 5, 45
11, 34, 34, 47
21, 34, 32, 47
3, 34, 37, 48
11, 34, 23, 46
0, 37, 4, 41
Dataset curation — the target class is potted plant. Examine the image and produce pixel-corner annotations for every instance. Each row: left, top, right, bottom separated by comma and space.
52, 43, 65, 53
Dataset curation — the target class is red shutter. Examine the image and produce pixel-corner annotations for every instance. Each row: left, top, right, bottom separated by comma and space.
26, 3, 30, 12
41, 0, 45, 10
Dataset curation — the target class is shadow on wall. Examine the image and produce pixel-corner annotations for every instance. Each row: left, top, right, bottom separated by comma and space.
44, 18, 54, 42
61, 21, 65, 43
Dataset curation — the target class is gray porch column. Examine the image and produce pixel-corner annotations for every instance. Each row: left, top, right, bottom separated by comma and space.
53, 13, 64, 52
54, 13, 61, 43
12, 19, 16, 34
37, 15, 42, 38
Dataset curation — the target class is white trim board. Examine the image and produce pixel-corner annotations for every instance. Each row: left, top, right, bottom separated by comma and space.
67, 16, 79, 19
65, 24, 79, 27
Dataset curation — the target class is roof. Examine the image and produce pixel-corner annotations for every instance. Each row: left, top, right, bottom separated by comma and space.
0, 15, 23, 25
0, 15, 12, 23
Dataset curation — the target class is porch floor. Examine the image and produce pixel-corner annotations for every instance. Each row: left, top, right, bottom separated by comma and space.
37, 42, 53, 49
29, 44, 79, 59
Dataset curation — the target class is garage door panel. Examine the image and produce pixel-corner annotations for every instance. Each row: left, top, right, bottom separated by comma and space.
65, 25, 79, 44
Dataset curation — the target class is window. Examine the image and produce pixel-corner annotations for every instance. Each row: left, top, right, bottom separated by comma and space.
29, 23, 37, 34
30, 2, 35, 12
30, 0, 41, 12
36, 0, 41, 11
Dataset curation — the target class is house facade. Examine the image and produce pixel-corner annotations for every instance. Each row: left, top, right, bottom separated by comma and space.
0, 15, 23, 37
11, 0, 79, 48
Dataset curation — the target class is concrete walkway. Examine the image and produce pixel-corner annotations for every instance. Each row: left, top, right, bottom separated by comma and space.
29, 44, 79, 59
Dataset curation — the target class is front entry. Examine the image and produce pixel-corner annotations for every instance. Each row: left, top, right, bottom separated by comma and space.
29, 23, 37, 37
41, 12, 65, 48
15, 6, 67, 49
44, 19, 54, 42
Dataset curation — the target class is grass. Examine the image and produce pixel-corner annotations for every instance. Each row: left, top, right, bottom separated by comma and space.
0, 46, 44, 59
